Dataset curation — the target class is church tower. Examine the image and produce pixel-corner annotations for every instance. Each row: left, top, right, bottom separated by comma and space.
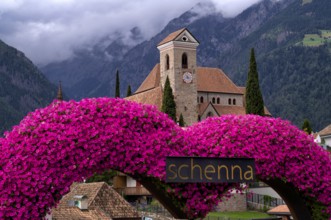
157, 28, 199, 125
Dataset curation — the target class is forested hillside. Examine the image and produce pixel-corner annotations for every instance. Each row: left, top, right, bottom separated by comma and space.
216, 0, 331, 130
0, 40, 58, 135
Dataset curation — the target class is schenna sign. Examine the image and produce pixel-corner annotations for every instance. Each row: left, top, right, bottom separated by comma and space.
166, 157, 256, 183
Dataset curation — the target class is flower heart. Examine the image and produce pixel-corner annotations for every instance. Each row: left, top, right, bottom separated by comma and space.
0, 98, 330, 219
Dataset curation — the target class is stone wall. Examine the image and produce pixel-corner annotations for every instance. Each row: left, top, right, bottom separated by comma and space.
214, 193, 247, 212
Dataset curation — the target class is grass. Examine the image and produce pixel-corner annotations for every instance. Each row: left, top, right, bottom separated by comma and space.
303, 34, 325, 47
205, 211, 272, 219
321, 30, 331, 38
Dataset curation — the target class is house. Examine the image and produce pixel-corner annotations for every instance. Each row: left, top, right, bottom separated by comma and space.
51, 182, 141, 220
267, 205, 292, 220
113, 172, 152, 204
315, 123, 331, 151
126, 28, 270, 126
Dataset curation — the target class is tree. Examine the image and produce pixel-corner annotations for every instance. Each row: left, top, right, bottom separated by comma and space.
115, 69, 120, 98
86, 170, 117, 185
126, 85, 132, 97
302, 119, 312, 134
178, 113, 185, 127
245, 48, 265, 116
161, 76, 176, 122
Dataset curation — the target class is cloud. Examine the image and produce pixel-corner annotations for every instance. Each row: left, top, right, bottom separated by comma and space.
0, 0, 263, 66
210, 0, 263, 17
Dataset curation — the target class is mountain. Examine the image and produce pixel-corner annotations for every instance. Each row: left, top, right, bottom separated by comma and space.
0, 40, 58, 135
41, 0, 331, 131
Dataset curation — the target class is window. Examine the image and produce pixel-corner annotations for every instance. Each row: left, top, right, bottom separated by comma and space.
228, 98, 232, 105
198, 115, 201, 121
207, 112, 213, 117
165, 54, 170, 70
212, 97, 215, 104
233, 99, 236, 105
197, 97, 199, 103
200, 96, 204, 103
182, 53, 188, 69
217, 97, 220, 104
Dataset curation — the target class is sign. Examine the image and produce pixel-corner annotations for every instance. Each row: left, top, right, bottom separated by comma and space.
166, 157, 256, 183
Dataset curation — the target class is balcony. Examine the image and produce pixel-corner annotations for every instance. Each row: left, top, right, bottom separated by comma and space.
115, 187, 151, 196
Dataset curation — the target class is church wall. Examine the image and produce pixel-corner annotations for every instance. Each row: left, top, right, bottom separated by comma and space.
198, 92, 243, 107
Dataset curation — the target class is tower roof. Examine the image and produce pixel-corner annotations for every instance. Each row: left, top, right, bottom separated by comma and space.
158, 28, 199, 46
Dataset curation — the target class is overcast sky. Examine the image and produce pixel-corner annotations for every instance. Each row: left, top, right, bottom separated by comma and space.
0, 0, 262, 66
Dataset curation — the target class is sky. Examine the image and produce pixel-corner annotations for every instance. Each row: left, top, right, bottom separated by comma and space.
0, 0, 263, 66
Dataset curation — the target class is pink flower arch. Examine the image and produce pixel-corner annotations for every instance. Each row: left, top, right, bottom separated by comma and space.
0, 98, 330, 219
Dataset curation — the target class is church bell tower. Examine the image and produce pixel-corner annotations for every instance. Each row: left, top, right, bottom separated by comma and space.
157, 28, 199, 125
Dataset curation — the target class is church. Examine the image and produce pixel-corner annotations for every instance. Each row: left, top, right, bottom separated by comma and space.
126, 28, 269, 125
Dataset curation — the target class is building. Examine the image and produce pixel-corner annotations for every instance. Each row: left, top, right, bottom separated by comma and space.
51, 182, 141, 220
315, 123, 331, 151
113, 172, 152, 204
126, 28, 269, 125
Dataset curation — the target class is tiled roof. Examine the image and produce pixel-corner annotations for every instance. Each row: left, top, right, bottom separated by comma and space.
213, 105, 246, 115
52, 182, 140, 220
267, 205, 290, 215
319, 124, 331, 136
126, 87, 163, 110
158, 28, 186, 46
197, 67, 242, 94
135, 64, 160, 94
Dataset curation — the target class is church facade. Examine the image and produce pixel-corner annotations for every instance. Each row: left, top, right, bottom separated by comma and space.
127, 28, 268, 125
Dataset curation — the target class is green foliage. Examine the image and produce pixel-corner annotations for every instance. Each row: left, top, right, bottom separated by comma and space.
85, 170, 117, 185
115, 69, 120, 98
305, 197, 330, 220
178, 113, 185, 127
126, 85, 132, 97
302, 119, 313, 134
245, 48, 265, 116
161, 76, 176, 122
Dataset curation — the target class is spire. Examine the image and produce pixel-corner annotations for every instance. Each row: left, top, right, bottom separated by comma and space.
57, 81, 63, 101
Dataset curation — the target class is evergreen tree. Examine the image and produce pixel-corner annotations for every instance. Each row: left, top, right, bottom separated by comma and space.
161, 76, 176, 121
126, 85, 132, 97
245, 48, 265, 116
178, 113, 185, 127
115, 69, 120, 98
302, 119, 312, 134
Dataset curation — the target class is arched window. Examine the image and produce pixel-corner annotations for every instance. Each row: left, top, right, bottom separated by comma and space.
182, 53, 188, 69
165, 54, 170, 70
200, 96, 204, 103
217, 97, 220, 104
228, 98, 232, 105
233, 99, 236, 105
207, 112, 213, 117
212, 97, 215, 104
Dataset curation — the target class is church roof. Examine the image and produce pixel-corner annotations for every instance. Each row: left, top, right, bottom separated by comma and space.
213, 105, 246, 115
158, 28, 186, 46
126, 86, 163, 110
197, 67, 242, 94
52, 182, 140, 219
135, 64, 160, 94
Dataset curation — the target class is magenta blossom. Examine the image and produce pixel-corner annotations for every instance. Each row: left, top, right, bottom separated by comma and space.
0, 98, 330, 219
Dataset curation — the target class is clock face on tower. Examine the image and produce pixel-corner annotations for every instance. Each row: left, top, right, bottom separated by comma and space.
183, 71, 193, 83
